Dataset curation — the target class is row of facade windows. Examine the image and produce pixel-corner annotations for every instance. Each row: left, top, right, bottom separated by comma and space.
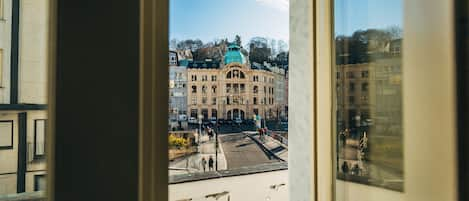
190, 73, 275, 82
336, 70, 369, 79
336, 95, 369, 104
190, 84, 275, 94
190, 96, 274, 105
0, 119, 47, 158
189, 108, 270, 118
191, 75, 218, 81
336, 82, 369, 92
347, 95, 369, 104
252, 75, 274, 83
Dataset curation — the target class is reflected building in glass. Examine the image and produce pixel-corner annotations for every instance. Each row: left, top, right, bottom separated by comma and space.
335, 30, 404, 191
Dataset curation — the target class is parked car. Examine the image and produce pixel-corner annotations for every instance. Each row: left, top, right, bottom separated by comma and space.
188, 117, 197, 124
245, 119, 255, 125
210, 117, 217, 125
218, 119, 225, 124
234, 117, 243, 124
178, 114, 187, 121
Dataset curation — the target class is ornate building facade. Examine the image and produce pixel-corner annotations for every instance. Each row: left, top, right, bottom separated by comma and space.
187, 44, 283, 121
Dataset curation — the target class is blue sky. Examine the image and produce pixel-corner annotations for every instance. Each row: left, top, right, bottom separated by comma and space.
170, 0, 403, 44
334, 0, 403, 36
170, 0, 289, 46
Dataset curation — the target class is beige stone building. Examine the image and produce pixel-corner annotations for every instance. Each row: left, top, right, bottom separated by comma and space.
336, 47, 402, 135
187, 44, 281, 121
0, 0, 49, 195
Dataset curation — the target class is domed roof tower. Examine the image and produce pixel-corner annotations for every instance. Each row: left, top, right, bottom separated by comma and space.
224, 44, 247, 65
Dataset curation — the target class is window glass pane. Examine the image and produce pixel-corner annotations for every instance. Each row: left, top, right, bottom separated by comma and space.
169, 0, 289, 200
0, 121, 12, 148
34, 175, 46, 191
34, 119, 46, 157
334, 0, 403, 194
0, 0, 49, 198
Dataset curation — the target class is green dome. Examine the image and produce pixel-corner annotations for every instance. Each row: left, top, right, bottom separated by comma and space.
224, 44, 246, 65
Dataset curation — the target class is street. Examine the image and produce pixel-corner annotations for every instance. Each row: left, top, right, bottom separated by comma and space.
169, 134, 227, 175
219, 133, 283, 169
170, 131, 286, 176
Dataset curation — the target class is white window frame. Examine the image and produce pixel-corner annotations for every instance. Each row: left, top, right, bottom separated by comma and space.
43, 0, 459, 201
0, 120, 13, 149
34, 119, 47, 159
313, 0, 458, 201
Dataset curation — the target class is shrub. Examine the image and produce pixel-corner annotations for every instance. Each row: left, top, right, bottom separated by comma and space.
169, 134, 189, 148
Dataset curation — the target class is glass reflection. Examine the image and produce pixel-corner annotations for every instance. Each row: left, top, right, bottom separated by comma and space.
334, 0, 403, 192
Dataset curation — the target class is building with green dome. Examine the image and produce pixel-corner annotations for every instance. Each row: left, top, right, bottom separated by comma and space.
184, 44, 287, 123
224, 44, 247, 65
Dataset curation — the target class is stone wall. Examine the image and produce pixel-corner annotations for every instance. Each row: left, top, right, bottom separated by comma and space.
0, 192, 45, 201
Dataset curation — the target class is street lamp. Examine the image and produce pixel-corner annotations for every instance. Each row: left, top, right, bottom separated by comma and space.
215, 97, 225, 171
198, 114, 203, 136
215, 123, 219, 171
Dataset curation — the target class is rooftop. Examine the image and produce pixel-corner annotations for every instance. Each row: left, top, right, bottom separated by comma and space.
224, 44, 247, 65
187, 60, 221, 69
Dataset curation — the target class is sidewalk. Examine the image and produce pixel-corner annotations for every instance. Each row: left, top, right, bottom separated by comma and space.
169, 133, 227, 176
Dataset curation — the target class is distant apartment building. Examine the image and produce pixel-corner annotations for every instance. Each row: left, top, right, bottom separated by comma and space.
187, 44, 282, 121
169, 63, 188, 130
268, 65, 288, 119
169, 51, 178, 66
169, 51, 189, 130
336, 39, 402, 135
0, 0, 49, 195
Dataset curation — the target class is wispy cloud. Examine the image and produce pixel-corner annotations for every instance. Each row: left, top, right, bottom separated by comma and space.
256, 0, 289, 12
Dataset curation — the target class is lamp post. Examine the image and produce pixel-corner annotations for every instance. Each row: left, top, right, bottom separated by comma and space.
215, 123, 219, 171
198, 114, 203, 136
215, 98, 226, 171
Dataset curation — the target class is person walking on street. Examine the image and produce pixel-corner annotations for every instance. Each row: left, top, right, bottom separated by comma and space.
341, 161, 349, 174
351, 163, 361, 176
201, 157, 207, 172
208, 155, 214, 171
209, 128, 214, 140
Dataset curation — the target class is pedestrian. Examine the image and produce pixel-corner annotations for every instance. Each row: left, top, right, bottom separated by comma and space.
208, 155, 214, 171
201, 157, 207, 172
351, 163, 361, 176
341, 161, 349, 174
209, 128, 214, 140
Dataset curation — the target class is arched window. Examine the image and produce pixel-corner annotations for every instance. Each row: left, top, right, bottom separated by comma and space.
212, 85, 217, 93
202, 85, 207, 93
240, 71, 245, 78
253, 86, 258, 94
226, 71, 232, 79
191, 85, 197, 93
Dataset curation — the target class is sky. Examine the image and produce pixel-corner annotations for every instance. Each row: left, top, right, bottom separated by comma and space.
170, 0, 403, 45
170, 0, 289, 46
334, 0, 403, 36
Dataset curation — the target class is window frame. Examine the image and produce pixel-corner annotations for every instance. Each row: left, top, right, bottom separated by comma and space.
314, 0, 458, 201
0, 120, 14, 150
44, 0, 459, 201
34, 174, 46, 191
34, 119, 47, 159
